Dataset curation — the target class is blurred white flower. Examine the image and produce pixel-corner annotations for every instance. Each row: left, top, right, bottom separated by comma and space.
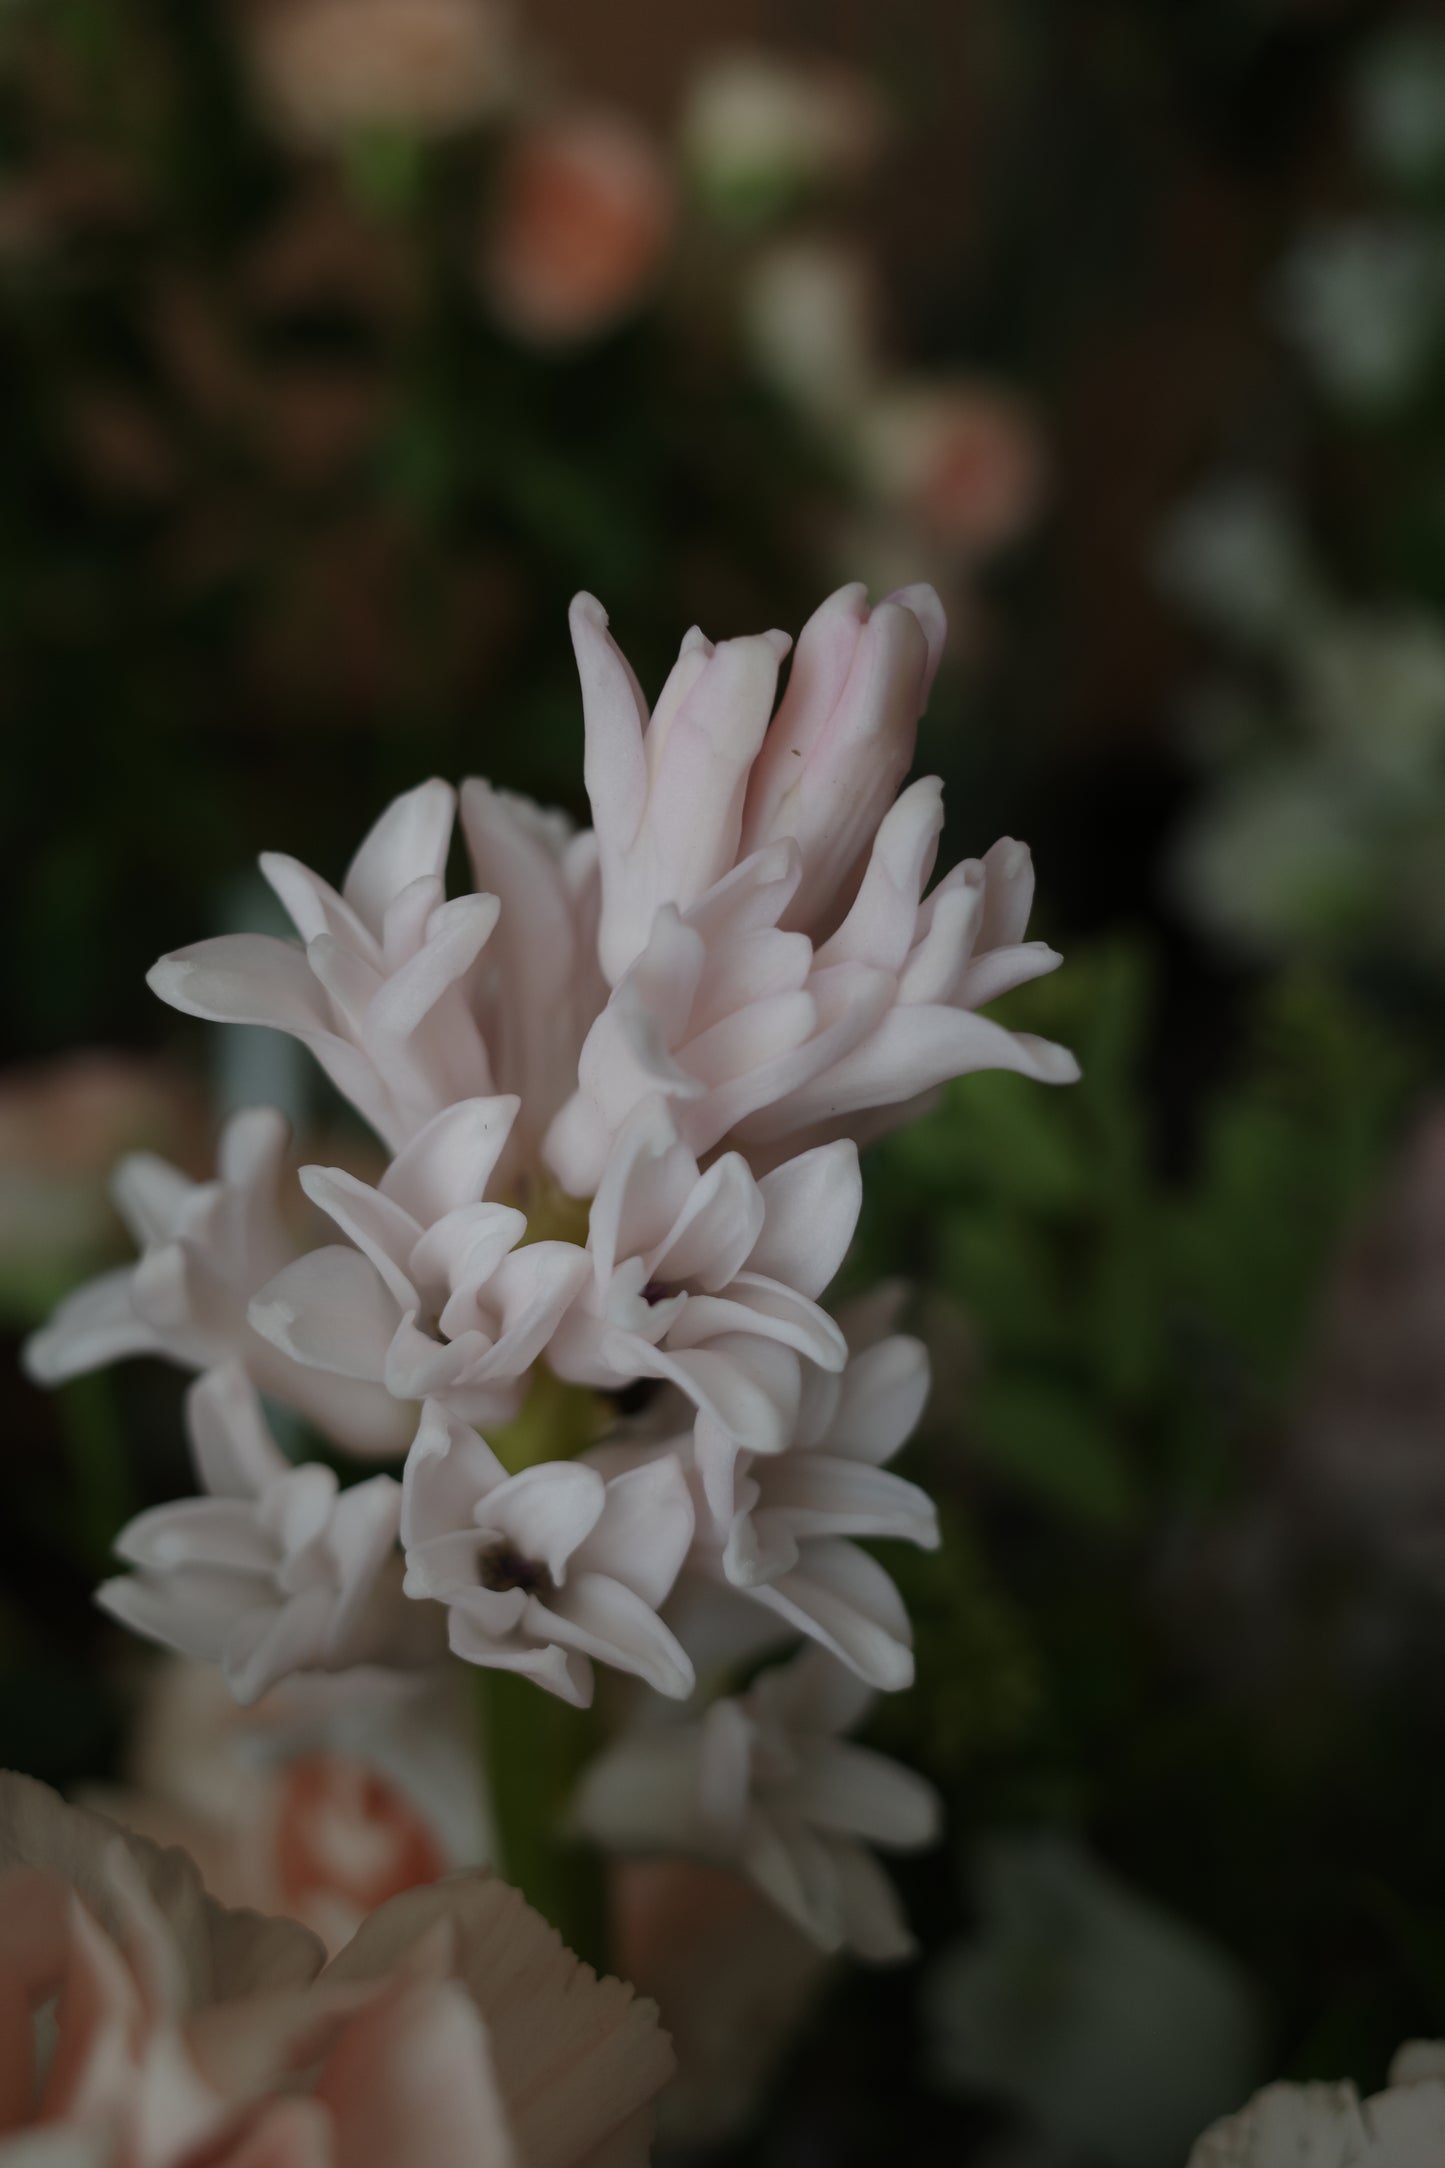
1155, 480, 1318, 648
99, 1364, 427, 1705
682, 51, 885, 220
247, 0, 513, 148
1169, 761, 1377, 959
929, 1836, 1266, 2168
573, 1644, 940, 1960
1278, 222, 1445, 408
1297, 612, 1445, 790
741, 239, 878, 422
23, 1106, 411, 1458
1190, 2042, 1445, 2168
1354, 27, 1445, 188
401, 1399, 695, 1705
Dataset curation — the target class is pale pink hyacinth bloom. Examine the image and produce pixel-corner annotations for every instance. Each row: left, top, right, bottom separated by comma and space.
248, 0, 513, 149
681, 51, 886, 207
149, 781, 496, 1155
98, 1366, 429, 1707
249, 1095, 587, 1430
1189, 2043, 1445, 2165
573, 1645, 940, 1962
548, 1096, 856, 1459
401, 1400, 695, 1707
484, 111, 675, 346
22, 1108, 410, 1460
0, 1770, 673, 2167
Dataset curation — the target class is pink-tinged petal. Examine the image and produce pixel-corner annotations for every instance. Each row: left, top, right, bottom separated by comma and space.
573, 1457, 695, 1608
619, 1338, 795, 1454
721, 1504, 800, 1587
482, 1243, 593, 1372
298, 1166, 423, 1310
361, 895, 499, 1085
96, 1567, 262, 1670
400, 1403, 508, 1551
648, 1152, 764, 1291
185, 1366, 289, 1500
328, 1872, 674, 2168
305, 931, 383, 1037
815, 776, 943, 973
740, 584, 871, 844
545, 1575, 695, 1699
479, 1464, 606, 1579
741, 1540, 914, 1692
761, 1003, 1081, 1137
379, 1096, 521, 1225
383, 1316, 486, 1401
647, 627, 790, 913
572, 593, 650, 862
708, 963, 892, 1152
448, 1617, 593, 1705
824, 1836, 917, 1962
341, 778, 457, 939
113, 1497, 274, 1576
974, 835, 1036, 950
684, 926, 815, 1041
22, 1269, 161, 1384
249, 1248, 399, 1383
895, 876, 978, 1008
224, 1586, 337, 1704
789, 1741, 941, 1849
955, 938, 1063, 1009
665, 1280, 845, 1371
682, 991, 818, 1092
420, 1207, 530, 1331
261, 847, 379, 958
209, 2096, 335, 2166
316, 1977, 516, 2168
756, 1453, 939, 1550
147, 934, 333, 1038
749, 1141, 862, 1299
828, 1335, 930, 1464
381, 872, 445, 971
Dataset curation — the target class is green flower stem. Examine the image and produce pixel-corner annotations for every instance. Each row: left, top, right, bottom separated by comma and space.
475, 1663, 609, 1975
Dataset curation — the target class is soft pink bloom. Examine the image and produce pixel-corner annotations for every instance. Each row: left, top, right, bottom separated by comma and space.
1189, 2044, 1445, 2166
574, 1645, 940, 1962
546, 792, 1074, 1195
149, 782, 496, 1155
97, 1366, 431, 1705
857, 380, 1045, 558
22, 1109, 410, 1460
401, 1401, 695, 1707
0, 1769, 673, 2166
247, 0, 513, 147
484, 111, 675, 346
549, 1097, 856, 1460
249, 1096, 587, 1430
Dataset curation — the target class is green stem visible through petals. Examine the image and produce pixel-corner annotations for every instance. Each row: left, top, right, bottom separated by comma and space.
474, 1663, 609, 1974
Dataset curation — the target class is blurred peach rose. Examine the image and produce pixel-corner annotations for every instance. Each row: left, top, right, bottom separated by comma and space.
857, 380, 1046, 558
682, 51, 886, 219
0, 1768, 673, 2165
246, 0, 513, 147
612, 1859, 827, 2144
0, 1054, 206, 1307
483, 110, 675, 345
85, 1659, 486, 1954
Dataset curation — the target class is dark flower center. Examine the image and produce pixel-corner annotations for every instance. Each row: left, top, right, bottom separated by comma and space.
479, 1541, 553, 1597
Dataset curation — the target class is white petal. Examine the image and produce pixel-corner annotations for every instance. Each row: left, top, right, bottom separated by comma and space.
185, 1365, 288, 1499
544, 1575, 695, 1698
449, 1617, 593, 1706
749, 1142, 863, 1299
22, 1269, 157, 1384
249, 1247, 400, 1382
342, 778, 457, 937
789, 1740, 941, 1848
743, 1541, 914, 1692
299, 1165, 423, 1309
480, 1463, 606, 1579
828, 1336, 930, 1464
752, 1451, 939, 1550
573, 1456, 695, 1609
380, 1096, 521, 1224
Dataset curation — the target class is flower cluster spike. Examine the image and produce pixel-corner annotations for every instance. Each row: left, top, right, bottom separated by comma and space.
25, 581, 1077, 1958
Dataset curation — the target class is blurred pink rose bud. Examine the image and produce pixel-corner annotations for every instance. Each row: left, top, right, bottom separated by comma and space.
247, 0, 513, 147
740, 580, 947, 939
484, 110, 676, 345
858, 380, 1046, 557
682, 50, 886, 219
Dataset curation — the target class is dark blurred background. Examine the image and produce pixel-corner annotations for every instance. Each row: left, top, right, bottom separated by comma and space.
9, 3, 1445, 2162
